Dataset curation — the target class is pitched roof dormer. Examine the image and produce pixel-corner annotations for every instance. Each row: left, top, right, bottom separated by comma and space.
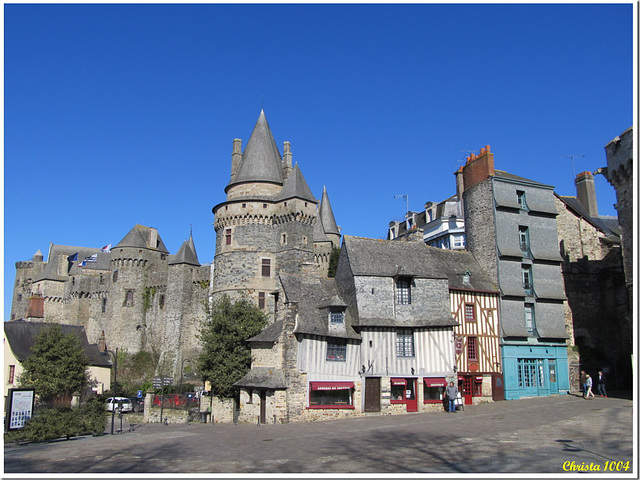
276, 163, 317, 203
226, 110, 284, 192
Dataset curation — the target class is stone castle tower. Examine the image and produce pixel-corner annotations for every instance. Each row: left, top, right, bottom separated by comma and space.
212, 110, 340, 312
10, 110, 340, 379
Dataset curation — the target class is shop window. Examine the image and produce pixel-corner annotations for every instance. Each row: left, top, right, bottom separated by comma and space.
396, 329, 414, 358
326, 339, 346, 361
473, 377, 483, 396
308, 382, 354, 408
390, 378, 407, 401
423, 378, 447, 403
467, 336, 477, 361
261, 259, 271, 277
465, 303, 476, 323
396, 277, 412, 305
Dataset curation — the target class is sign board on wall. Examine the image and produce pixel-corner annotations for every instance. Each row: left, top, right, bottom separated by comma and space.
6, 388, 35, 431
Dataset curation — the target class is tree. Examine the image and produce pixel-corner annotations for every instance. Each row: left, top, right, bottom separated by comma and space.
18, 324, 89, 405
197, 295, 268, 399
327, 246, 341, 277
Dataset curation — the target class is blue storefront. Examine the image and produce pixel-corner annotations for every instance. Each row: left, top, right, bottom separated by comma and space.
501, 344, 569, 400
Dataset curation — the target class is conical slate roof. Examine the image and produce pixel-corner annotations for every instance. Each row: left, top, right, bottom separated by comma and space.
276, 163, 317, 203
114, 225, 169, 253
228, 110, 283, 189
169, 234, 200, 266
319, 186, 340, 235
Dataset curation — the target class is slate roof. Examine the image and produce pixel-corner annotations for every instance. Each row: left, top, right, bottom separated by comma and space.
390, 195, 459, 238
227, 110, 284, 189
248, 319, 284, 343
278, 272, 360, 340
4, 320, 112, 367
275, 163, 317, 203
318, 186, 340, 235
342, 236, 448, 279
114, 224, 170, 253
234, 367, 287, 389
419, 247, 499, 293
168, 234, 200, 266
556, 194, 621, 239
494, 170, 554, 189
35, 245, 110, 282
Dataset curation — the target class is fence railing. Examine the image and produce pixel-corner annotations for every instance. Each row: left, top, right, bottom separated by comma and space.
152, 393, 199, 410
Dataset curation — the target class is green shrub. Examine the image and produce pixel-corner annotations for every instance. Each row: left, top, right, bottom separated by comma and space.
22, 408, 81, 442
80, 396, 107, 436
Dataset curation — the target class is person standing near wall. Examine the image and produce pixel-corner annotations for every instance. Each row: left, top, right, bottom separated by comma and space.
597, 371, 607, 397
446, 381, 458, 413
585, 374, 596, 398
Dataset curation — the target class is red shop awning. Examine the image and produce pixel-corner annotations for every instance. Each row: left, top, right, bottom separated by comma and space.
310, 381, 354, 391
424, 378, 447, 387
391, 378, 407, 386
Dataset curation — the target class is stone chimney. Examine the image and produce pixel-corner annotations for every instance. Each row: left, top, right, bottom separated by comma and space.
148, 228, 158, 249
231, 138, 242, 181
26, 294, 45, 318
454, 166, 465, 217
283, 141, 293, 179
575, 171, 599, 217
462, 145, 495, 193
98, 330, 107, 353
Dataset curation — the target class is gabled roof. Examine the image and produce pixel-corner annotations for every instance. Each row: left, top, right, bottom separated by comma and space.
556, 194, 621, 239
234, 367, 286, 389
494, 170, 554, 189
227, 110, 284, 189
168, 234, 200, 266
278, 272, 360, 339
342, 236, 448, 279
114, 224, 169, 253
275, 163, 317, 203
418, 247, 499, 293
318, 186, 340, 236
248, 319, 284, 343
4, 320, 111, 367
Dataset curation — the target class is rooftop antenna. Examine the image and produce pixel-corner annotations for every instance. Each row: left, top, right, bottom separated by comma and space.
567, 154, 584, 180
394, 194, 409, 218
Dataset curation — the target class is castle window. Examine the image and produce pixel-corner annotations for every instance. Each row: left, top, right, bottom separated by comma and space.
261, 259, 271, 277
159, 295, 165, 310
242, 203, 247, 208
125, 290, 134, 307
516, 190, 528, 210
465, 303, 476, 323
281, 233, 287, 245
8, 365, 15, 384
17, 294, 22, 302
263, 204, 267, 208
258, 292, 266, 309
396, 329, 414, 357
225, 229, 232, 246
396, 277, 412, 305
113, 270, 118, 283
326, 339, 347, 362
102, 298, 107, 313
302, 236, 307, 245
467, 336, 478, 361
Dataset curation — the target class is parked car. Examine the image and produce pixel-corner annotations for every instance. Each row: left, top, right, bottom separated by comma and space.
128, 397, 144, 413
106, 397, 133, 413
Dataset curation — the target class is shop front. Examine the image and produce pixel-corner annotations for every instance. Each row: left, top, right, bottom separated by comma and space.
390, 378, 417, 412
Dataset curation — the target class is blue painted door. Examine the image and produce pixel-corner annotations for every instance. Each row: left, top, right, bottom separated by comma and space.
518, 359, 540, 396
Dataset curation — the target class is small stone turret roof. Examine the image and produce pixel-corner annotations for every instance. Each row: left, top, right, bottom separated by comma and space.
114, 224, 169, 253
227, 110, 284, 190
318, 186, 340, 235
168, 234, 200, 266
275, 163, 317, 203
4, 320, 111, 367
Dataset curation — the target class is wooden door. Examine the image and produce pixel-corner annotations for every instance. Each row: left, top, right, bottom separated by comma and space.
492, 373, 505, 401
364, 377, 381, 412
405, 378, 418, 412
259, 390, 267, 424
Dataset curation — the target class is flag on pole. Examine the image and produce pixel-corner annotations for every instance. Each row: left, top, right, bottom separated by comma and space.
67, 253, 78, 262
101, 244, 112, 252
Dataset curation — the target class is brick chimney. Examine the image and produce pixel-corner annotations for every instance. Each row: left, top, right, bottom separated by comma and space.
454, 166, 465, 217
575, 171, 599, 217
462, 145, 495, 192
98, 330, 107, 353
26, 293, 45, 318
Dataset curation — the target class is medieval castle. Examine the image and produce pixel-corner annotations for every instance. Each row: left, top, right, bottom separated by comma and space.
10, 110, 341, 379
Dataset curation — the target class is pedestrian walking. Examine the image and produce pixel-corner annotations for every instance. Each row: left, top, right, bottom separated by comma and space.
580, 370, 587, 397
597, 370, 607, 397
585, 374, 596, 398
446, 381, 458, 413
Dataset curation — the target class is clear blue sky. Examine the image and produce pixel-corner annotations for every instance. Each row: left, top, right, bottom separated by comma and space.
4, 3, 634, 321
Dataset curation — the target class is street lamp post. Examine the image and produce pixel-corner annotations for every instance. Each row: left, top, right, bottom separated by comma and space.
107, 348, 118, 435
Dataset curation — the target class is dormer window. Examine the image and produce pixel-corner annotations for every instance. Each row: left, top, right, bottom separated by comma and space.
516, 190, 528, 210
396, 277, 412, 305
330, 309, 345, 324
519, 226, 531, 258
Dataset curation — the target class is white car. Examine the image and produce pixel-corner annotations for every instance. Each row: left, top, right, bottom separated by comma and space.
106, 397, 133, 413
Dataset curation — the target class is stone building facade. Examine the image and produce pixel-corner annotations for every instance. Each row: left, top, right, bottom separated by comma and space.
462, 146, 570, 400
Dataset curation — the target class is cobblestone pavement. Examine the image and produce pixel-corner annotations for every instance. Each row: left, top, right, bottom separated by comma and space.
4, 391, 635, 475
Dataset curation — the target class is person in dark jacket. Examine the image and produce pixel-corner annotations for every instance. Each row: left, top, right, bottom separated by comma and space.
445, 381, 458, 413
597, 371, 607, 397
580, 370, 587, 397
